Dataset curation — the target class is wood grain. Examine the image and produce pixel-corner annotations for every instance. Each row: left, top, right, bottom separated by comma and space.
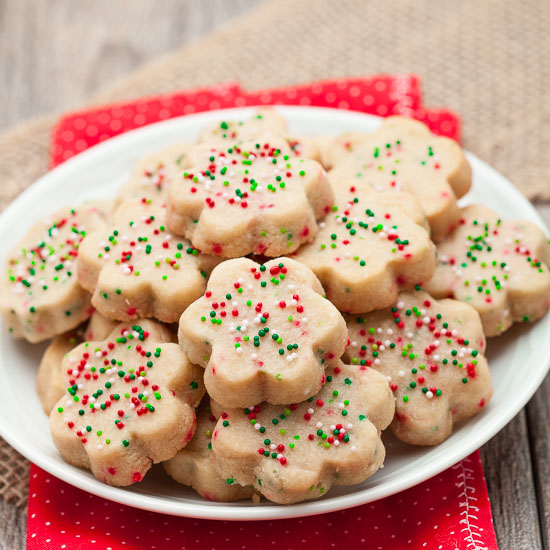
481, 411, 544, 549
0, 497, 26, 550
527, 377, 550, 549
0, 0, 264, 131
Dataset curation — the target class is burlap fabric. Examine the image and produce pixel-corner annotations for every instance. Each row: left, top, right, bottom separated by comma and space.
1, 0, 549, 507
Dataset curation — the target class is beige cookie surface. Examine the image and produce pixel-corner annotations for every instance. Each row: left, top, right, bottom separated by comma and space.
78, 199, 218, 323
211, 361, 394, 504
178, 257, 348, 408
198, 108, 319, 161
37, 312, 118, 415
199, 109, 288, 143
425, 204, 550, 336
163, 399, 256, 502
116, 143, 191, 204
293, 180, 435, 314
343, 290, 492, 446
49, 320, 205, 486
324, 117, 471, 242
166, 136, 333, 257
0, 205, 107, 343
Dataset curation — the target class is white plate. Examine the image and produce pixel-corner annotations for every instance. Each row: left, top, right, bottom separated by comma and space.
0, 106, 549, 521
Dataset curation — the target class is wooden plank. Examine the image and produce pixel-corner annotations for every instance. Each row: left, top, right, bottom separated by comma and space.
527, 377, 550, 550
480, 410, 543, 550
0, 0, 264, 131
0, 497, 26, 550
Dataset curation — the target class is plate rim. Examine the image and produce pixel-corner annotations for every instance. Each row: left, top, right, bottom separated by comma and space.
0, 104, 549, 520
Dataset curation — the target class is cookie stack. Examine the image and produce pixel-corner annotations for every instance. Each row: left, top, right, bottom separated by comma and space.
2, 110, 549, 505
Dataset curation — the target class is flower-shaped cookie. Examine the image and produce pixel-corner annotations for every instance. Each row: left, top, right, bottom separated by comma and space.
179, 257, 348, 407
0, 205, 107, 342
293, 180, 436, 314
78, 199, 219, 323
116, 143, 191, 204
198, 108, 319, 160
37, 312, 118, 414
166, 137, 333, 257
210, 360, 394, 504
164, 398, 256, 502
425, 204, 550, 336
344, 289, 492, 445
324, 117, 472, 241
49, 320, 205, 486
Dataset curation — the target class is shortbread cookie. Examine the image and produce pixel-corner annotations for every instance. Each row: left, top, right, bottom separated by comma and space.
425, 204, 550, 336
164, 399, 256, 502
324, 117, 471, 241
344, 290, 492, 445
116, 143, 191, 204
50, 320, 205, 486
166, 137, 333, 257
199, 109, 287, 143
210, 360, 394, 504
37, 312, 118, 414
179, 257, 348, 407
0, 205, 107, 342
198, 109, 319, 160
293, 181, 436, 313
78, 199, 218, 323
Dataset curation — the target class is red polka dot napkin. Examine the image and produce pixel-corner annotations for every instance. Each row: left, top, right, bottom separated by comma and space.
28, 76, 498, 550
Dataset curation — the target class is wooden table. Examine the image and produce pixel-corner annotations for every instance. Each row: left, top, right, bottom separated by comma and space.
0, 1, 548, 548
